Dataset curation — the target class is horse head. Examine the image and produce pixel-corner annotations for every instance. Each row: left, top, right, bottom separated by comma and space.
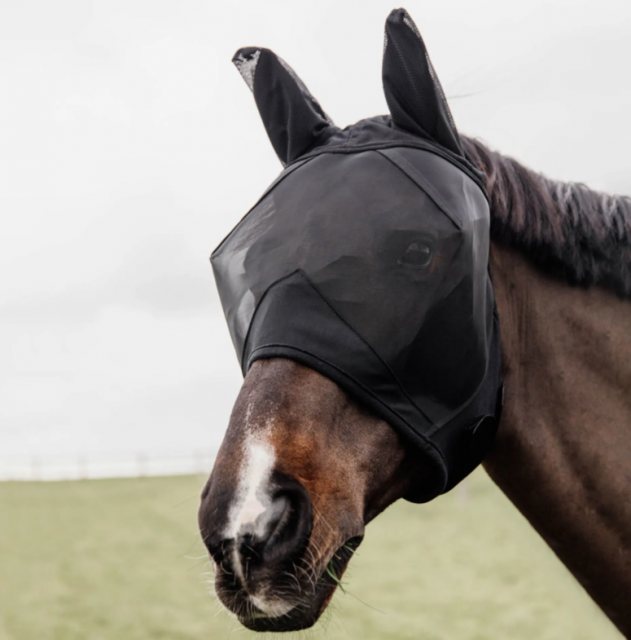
199, 8, 502, 631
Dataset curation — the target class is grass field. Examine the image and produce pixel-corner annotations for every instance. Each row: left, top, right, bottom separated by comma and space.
0, 470, 620, 640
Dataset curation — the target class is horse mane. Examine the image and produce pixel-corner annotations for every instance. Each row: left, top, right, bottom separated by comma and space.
461, 136, 631, 297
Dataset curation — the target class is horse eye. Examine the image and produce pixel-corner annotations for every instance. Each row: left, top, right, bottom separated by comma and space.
397, 241, 432, 268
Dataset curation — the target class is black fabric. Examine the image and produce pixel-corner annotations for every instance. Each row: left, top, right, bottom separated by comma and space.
232, 47, 336, 165
212, 123, 502, 502
382, 9, 463, 156
212, 8, 503, 502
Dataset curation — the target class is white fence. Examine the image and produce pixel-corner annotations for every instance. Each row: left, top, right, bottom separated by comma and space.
0, 449, 217, 481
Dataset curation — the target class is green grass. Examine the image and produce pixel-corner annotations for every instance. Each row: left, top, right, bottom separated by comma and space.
0, 470, 620, 640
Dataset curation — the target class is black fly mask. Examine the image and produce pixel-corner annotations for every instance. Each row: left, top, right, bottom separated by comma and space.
212, 9, 503, 502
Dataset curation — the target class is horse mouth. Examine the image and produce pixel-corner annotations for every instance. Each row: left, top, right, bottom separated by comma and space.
232, 536, 363, 632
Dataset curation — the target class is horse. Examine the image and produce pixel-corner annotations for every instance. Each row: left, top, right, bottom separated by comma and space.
198, 8, 631, 635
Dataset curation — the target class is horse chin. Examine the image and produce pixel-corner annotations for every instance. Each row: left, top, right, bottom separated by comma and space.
220, 536, 362, 632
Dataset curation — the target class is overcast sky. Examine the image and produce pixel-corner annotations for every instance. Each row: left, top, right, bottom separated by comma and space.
1, 0, 629, 473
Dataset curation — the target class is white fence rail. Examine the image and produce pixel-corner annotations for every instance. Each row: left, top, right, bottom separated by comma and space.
0, 450, 217, 481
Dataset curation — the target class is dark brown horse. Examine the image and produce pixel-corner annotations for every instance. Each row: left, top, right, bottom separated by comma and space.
198, 10, 631, 635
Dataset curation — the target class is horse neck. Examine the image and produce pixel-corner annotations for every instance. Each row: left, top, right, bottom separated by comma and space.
485, 241, 631, 634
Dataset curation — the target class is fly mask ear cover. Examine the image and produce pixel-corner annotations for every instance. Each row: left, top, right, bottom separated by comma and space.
211, 118, 503, 502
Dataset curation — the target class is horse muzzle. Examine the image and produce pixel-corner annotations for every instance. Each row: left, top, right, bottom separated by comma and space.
198, 469, 362, 631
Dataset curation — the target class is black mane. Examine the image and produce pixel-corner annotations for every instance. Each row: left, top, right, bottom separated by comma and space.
462, 137, 631, 297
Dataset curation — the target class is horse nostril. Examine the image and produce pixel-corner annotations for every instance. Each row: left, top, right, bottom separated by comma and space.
261, 474, 312, 565
199, 472, 312, 580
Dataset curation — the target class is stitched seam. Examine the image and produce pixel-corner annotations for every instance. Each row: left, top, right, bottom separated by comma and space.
238, 269, 302, 369
252, 269, 436, 425
286, 140, 488, 196
376, 149, 462, 229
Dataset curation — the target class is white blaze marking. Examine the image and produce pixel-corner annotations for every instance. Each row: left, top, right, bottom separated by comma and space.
224, 433, 277, 588
223, 436, 276, 541
223, 405, 297, 616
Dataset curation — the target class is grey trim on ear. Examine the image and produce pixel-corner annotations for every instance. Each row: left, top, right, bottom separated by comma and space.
382, 8, 463, 156
232, 47, 336, 165
233, 48, 260, 91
